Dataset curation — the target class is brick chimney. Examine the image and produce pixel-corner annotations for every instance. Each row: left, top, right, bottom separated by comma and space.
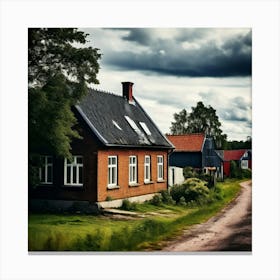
122, 82, 134, 102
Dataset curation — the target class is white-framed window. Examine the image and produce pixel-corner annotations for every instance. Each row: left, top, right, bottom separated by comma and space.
157, 155, 164, 180
144, 155, 151, 183
241, 160, 248, 169
129, 156, 137, 184
64, 156, 83, 186
39, 156, 53, 184
108, 156, 118, 187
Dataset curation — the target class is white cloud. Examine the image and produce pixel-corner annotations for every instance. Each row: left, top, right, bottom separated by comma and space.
83, 28, 252, 141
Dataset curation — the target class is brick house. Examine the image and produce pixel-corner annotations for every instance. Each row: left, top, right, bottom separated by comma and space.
166, 134, 223, 186
29, 82, 174, 211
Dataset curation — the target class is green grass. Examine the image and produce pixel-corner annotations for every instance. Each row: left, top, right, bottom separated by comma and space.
28, 179, 245, 251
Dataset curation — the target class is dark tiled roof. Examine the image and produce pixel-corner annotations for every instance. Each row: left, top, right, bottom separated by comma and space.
75, 89, 173, 149
166, 133, 205, 152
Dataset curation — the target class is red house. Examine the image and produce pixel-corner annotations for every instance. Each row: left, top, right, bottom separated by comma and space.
29, 82, 174, 212
222, 149, 252, 177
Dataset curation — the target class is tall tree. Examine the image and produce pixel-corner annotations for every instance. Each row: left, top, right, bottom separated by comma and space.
170, 102, 227, 149
29, 28, 101, 185
170, 109, 188, 134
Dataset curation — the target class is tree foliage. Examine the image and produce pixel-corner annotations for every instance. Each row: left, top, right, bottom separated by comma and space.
169, 102, 227, 148
28, 28, 101, 159
225, 137, 252, 150
28, 28, 101, 186
170, 108, 188, 134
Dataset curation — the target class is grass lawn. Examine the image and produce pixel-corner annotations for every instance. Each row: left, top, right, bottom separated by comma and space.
28, 179, 245, 251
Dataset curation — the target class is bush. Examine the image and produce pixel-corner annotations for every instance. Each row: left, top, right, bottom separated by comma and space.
170, 178, 209, 204
178, 196, 187, 206
230, 161, 239, 178
230, 161, 252, 179
120, 199, 137, 211
160, 190, 176, 205
150, 194, 162, 206
183, 166, 198, 179
241, 168, 252, 178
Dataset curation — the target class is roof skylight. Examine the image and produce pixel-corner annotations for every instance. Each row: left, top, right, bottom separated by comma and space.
112, 120, 122, 130
139, 122, 151, 135
124, 116, 141, 134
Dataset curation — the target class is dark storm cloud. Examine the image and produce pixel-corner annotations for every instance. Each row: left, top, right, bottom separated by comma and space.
122, 28, 155, 45
102, 28, 251, 77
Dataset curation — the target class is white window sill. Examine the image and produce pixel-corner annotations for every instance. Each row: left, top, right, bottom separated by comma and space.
157, 179, 166, 183
63, 184, 83, 188
107, 185, 120, 190
144, 181, 154, 185
129, 183, 140, 187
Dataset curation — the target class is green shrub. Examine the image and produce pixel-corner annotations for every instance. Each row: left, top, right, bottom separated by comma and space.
178, 196, 187, 206
120, 199, 137, 211
183, 166, 198, 179
150, 194, 162, 206
170, 178, 209, 204
160, 190, 176, 205
105, 196, 113, 201
230, 161, 239, 178
241, 168, 252, 178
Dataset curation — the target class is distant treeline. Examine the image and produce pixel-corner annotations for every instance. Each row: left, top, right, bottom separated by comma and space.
224, 139, 252, 150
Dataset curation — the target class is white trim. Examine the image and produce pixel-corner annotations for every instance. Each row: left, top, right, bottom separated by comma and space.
39, 156, 53, 184
108, 156, 118, 187
144, 155, 151, 183
129, 155, 137, 184
64, 156, 83, 186
157, 155, 164, 180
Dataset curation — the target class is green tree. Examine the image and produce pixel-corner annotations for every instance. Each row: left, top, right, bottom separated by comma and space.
29, 28, 101, 185
187, 102, 227, 148
170, 108, 188, 134
169, 102, 227, 148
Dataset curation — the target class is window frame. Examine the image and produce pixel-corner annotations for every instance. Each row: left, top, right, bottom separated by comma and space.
108, 156, 118, 188
39, 155, 53, 185
241, 159, 248, 169
64, 156, 83, 186
129, 155, 138, 185
157, 155, 164, 181
144, 155, 151, 183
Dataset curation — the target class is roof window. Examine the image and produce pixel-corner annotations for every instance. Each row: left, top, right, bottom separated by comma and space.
124, 116, 141, 134
112, 120, 122, 130
139, 122, 151, 135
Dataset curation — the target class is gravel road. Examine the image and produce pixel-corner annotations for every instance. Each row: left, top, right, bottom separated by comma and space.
162, 180, 252, 252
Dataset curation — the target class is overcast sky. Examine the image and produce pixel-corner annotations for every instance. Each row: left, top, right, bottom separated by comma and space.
80, 28, 252, 141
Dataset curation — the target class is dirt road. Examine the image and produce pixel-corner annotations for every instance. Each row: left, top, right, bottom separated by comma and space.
163, 180, 252, 252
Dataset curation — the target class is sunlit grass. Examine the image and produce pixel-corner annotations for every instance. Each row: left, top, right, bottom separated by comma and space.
28, 179, 245, 251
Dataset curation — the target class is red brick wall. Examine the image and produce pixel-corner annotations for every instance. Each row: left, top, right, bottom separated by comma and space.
97, 149, 168, 201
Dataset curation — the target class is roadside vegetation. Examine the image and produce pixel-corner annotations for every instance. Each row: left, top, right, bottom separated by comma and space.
28, 178, 249, 251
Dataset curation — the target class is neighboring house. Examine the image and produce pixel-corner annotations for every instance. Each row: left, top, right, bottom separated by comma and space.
221, 149, 252, 177
30, 82, 174, 211
166, 134, 223, 186
168, 166, 185, 186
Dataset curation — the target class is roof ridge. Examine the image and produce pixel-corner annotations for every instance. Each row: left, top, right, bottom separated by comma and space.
166, 133, 205, 136
89, 87, 121, 97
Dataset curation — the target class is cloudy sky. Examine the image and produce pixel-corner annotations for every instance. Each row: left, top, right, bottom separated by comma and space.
81, 28, 251, 141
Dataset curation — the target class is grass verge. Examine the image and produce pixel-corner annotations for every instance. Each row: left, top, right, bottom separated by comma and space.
28, 179, 245, 251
